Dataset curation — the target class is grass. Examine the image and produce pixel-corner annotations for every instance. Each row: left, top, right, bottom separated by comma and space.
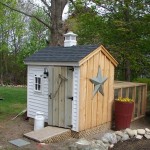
0, 86, 27, 121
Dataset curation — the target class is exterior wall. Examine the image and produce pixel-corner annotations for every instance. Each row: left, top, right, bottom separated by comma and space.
79, 49, 115, 131
27, 66, 49, 122
72, 67, 80, 132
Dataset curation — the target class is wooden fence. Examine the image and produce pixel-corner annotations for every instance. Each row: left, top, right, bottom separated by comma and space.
114, 81, 147, 121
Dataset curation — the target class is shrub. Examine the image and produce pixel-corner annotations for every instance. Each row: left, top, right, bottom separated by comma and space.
133, 78, 150, 90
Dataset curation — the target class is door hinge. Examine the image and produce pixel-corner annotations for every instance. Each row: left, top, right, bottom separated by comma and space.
67, 125, 73, 128
49, 93, 52, 99
69, 67, 74, 71
68, 97, 73, 101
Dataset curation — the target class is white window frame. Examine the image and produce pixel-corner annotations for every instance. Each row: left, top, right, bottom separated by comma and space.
34, 75, 42, 92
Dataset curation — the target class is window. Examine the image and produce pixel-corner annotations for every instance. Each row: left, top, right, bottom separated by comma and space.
35, 76, 41, 92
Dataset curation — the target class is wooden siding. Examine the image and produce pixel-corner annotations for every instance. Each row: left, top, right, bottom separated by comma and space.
79, 50, 115, 131
27, 66, 49, 121
79, 45, 118, 67
72, 67, 80, 132
114, 81, 147, 121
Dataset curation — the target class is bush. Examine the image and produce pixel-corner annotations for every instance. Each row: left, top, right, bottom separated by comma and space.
133, 78, 150, 90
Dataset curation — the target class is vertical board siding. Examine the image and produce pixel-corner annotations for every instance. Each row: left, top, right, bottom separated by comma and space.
91, 53, 99, 127
103, 56, 109, 123
85, 58, 93, 129
59, 67, 66, 127
72, 67, 80, 132
48, 66, 53, 125
79, 47, 115, 131
79, 63, 87, 131
65, 67, 72, 128
27, 66, 49, 122
52, 67, 60, 126
107, 62, 114, 122
97, 51, 103, 125
51, 66, 72, 128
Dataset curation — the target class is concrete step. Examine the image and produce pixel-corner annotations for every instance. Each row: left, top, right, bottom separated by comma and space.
24, 126, 71, 143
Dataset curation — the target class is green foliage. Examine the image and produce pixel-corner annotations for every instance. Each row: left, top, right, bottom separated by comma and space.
70, 0, 150, 81
0, 86, 27, 120
133, 78, 150, 91
0, 1, 48, 85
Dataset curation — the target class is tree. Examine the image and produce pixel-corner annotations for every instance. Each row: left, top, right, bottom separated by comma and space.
0, 0, 69, 46
70, 0, 150, 81
0, 0, 27, 84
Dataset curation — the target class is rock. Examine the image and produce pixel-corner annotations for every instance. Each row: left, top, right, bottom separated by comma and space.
125, 128, 135, 137
115, 131, 124, 137
0, 146, 2, 150
102, 137, 109, 144
133, 130, 138, 136
76, 138, 90, 146
122, 133, 130, 141
145, 128, 150, 132
91, 140, 109, 150
144, 134, 150, 139
145, 128, 150, 134
102, 133, 117, 144
136, 135, 143, 139
116, 135, 122, 142
137, 129, 145, 135
77, 144, 91, 150
68, 144, 78, 150
109, 144, 114, 148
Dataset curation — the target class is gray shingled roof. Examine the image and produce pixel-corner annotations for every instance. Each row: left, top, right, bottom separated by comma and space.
24, 45, 99, 63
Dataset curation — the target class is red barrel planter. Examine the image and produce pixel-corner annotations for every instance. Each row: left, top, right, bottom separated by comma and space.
115, 100, 134, 130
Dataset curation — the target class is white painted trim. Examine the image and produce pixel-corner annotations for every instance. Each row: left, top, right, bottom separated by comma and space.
27, 66, 29, 118
72, 67, 80, 132
24, 61, 79, 67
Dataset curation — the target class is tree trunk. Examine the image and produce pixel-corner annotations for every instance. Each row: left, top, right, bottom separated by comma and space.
51, 0, 67, 46
125, 59, 131, 81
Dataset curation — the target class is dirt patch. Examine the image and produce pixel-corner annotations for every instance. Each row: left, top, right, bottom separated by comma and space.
0, 116, 150, 150
112, 138, 150, 150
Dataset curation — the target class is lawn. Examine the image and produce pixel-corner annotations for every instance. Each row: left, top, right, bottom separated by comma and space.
0, 86, 27, 121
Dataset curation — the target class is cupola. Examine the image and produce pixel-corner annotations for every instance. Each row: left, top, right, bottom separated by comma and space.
64, 31, 77, 47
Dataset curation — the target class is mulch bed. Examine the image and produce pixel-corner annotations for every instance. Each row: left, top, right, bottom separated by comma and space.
112, 138, 150, 150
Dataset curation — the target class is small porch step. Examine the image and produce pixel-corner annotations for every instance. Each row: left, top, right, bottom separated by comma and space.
24, 126, 71, 143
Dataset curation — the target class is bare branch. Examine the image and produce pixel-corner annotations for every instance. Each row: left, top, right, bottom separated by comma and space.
41, 0, 51, 11
28, 0, 43, 9
0, 1, 51, 30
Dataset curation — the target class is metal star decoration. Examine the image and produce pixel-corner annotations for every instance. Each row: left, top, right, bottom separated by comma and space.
90, 67, 108, 97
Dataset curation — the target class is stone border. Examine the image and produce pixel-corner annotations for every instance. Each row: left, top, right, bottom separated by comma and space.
69, 128, 150, 150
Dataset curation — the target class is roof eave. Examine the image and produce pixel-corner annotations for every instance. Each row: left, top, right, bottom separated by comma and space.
79, 45, 118, 67
24, 61, 79, 67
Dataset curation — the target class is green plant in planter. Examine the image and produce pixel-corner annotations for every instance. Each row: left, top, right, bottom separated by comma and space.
116, 97, 134, 103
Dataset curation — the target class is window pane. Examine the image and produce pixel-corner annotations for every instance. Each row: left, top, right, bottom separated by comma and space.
38, 78, 41, 84
35, 84, 37, 90
71, 36, 76, 40
66, 36, 70, 40
35, 77, 37, 83
38, 84, 41, 90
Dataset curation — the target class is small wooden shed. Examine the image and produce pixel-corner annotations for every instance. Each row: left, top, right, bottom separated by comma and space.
24, 32, 118, 132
